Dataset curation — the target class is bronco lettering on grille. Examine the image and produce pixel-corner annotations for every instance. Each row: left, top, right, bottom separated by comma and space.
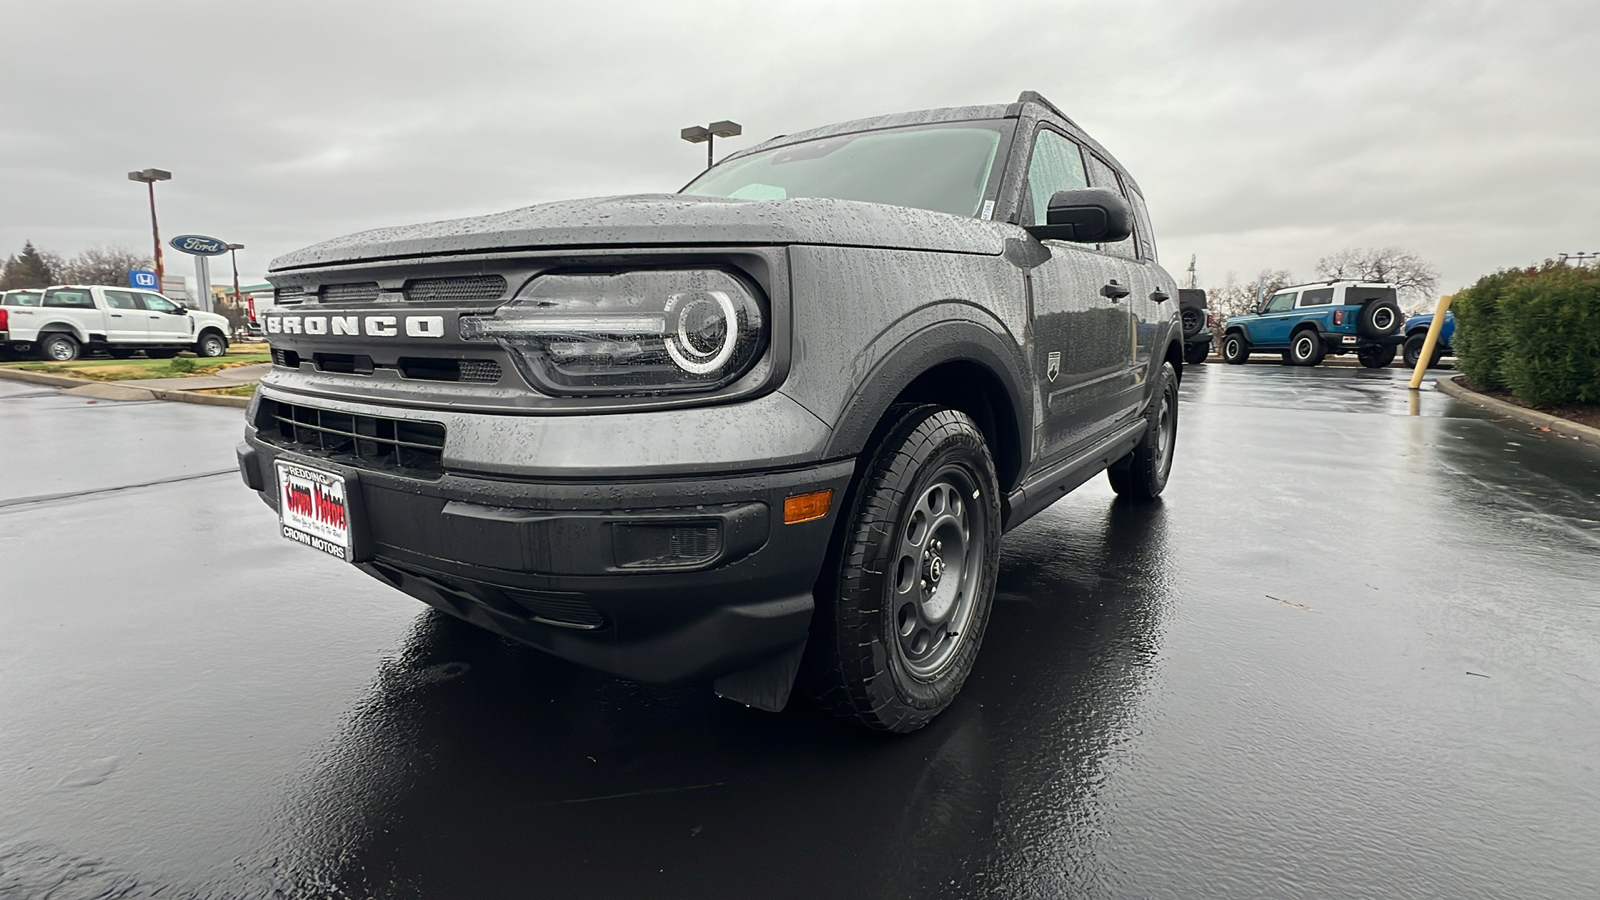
264, 314, 447, 338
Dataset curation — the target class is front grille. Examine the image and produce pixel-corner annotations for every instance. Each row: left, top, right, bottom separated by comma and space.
398, 357, 502, 383
271, 348, 301, 368
257, 399, 445, 476
274, 287, 307, 304
320, 282, 381, 303
404, 275, 507, 303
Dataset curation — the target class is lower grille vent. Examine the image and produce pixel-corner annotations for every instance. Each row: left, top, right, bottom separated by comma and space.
271, 348, 301, 368
320, 283, 381, 303
257, 399, 445, 475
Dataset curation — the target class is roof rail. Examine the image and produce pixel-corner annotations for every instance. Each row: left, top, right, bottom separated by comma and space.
1016, 91, 1081, 130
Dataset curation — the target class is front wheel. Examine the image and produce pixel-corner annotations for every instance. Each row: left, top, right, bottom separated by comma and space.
1108, 361, 1178, 501
1357, 344, 1396, 368
1402, 333, 1443, 369
1183, 341, 1210, 365
1221, 332, 1251, 364
804, 405, 1001, 733
196, 333, 227, 358
40, 333, 80, 362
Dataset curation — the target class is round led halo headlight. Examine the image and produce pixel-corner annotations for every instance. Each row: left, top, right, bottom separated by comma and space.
663, 290, 740, 375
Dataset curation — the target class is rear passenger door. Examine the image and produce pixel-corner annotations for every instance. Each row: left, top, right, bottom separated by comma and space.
101, 290, 151, 343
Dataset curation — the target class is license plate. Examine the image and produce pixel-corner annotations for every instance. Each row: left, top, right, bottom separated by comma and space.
275, 460, 355, 562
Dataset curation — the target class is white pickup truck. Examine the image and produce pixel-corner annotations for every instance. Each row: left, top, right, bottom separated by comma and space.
1, 285, 231, 361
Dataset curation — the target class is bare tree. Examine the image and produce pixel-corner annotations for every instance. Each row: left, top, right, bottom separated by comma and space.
1207, 268, 1297, 320
1315, 247, 1439, 309
55, 246, 152, 287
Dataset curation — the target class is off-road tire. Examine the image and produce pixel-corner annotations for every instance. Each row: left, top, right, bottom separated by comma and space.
1221, 332, 1251, 364
196, 333, 227, 358
1108, 361, 1178, 501
145, 349, 179, 359
107, 348, 135, 359
1183, 341, 1210, 365
1358, 300, 1403, 338
40, 333, 80, 362
1287, 330, 1325, 366
1357, 344, 1396, 368
1180, 306, 1204, 338
1402, 333, 1443, 369
804, 405, 1001, 733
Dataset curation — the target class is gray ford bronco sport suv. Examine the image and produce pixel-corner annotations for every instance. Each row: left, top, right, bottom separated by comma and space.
240, 92, 1185, 732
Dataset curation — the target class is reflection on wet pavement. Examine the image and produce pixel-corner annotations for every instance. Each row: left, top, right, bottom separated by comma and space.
1, 366, 1596, 899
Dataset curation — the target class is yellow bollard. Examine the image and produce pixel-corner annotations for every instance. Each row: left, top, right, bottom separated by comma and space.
1408, 293, 1454, 390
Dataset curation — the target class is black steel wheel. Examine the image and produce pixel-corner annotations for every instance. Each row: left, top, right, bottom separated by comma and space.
1108, 361, 1178, 501
804, 405, 1001, 733
1403, 333, 1444, 369
1357, 344, 1396, 368
1180, 306, 1204, 338
1184, 341, 1210, 365
1288, 330, 1325, 366
1221, 332, 1251, 364
40, 333, 79, 362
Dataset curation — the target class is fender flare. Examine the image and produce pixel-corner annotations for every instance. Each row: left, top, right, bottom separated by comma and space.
821, 315, 1033, 487
35, 321, 89, 343
194, 325, 228, 345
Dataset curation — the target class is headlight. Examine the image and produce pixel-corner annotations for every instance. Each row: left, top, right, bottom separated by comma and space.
460, 269, 766, 396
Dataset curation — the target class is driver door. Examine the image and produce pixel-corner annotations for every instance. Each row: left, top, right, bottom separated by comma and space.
138, 292, 192, 344
1251, 291, 1300, 345
1022, 126, 1136, 469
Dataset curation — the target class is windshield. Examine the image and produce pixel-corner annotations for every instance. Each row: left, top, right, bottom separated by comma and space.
682, 121, 1006, 218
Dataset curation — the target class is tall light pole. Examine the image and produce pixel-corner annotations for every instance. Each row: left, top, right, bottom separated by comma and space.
226, 242, 245, 329
127, 168, 172, 286
680, 120, 742, 171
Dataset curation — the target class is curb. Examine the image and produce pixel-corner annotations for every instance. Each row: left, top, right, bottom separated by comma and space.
1436, 375, 1600, 444
0, 368, 251, 409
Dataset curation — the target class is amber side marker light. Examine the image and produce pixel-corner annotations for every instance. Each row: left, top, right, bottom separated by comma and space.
783, 489, 834, 524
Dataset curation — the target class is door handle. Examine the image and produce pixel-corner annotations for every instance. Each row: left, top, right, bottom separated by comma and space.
1151, 289, 1170, 303
1101, 280, 1131, 301
110, 313, 124, 318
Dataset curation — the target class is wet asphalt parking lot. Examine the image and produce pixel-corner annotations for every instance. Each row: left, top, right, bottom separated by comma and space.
2, 364, 1597, 900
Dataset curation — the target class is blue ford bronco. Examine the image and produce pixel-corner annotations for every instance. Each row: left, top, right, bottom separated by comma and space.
239, 92, 1186, 732
1402, 310, 1455, 369
1220, 280, 1405, 367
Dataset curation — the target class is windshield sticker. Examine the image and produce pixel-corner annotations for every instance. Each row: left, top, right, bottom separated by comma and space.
980, 200, 995, 221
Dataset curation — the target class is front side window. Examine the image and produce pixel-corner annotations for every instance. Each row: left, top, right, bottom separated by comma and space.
1300, 288, 1335, 306
139, 293, 179, 313
1083, 153, 1138, 260
682, 121, 1006, 218
42, 288, 94, 308
1264, 292, 1298, 313
1023, 128, 1089, 226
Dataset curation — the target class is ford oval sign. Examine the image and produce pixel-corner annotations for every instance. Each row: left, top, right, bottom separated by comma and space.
169, 234, 230, 256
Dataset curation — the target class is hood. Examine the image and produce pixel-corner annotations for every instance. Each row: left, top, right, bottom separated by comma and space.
269, 194, 1008, 271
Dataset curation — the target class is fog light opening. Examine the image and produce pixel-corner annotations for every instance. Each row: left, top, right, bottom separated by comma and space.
783, 489, 834, 525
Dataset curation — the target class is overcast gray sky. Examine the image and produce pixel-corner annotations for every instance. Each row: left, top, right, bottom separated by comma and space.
4, 0, 1596, 294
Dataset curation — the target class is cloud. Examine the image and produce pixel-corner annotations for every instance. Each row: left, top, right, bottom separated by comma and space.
1, 0, 1595, 293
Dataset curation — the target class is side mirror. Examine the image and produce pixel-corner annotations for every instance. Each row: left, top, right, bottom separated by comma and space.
176, 306, 189, 315
1024, 188, 1134, 243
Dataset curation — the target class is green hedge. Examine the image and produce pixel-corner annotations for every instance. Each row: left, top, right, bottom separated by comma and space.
1452, 262, 1600, 406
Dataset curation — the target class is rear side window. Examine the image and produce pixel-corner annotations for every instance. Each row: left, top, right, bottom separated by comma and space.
43, 288, 95, 308
1127, 188, 1157, 263
1023, 128, 1089, 226
1344, 286, 1397, 305
1300, 288, 1335, 306
104, 290, 142, 310
1083, 153, 1137, 260
4, 291, 42, 306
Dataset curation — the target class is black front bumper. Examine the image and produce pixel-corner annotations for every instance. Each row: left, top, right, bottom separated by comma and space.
239, 436, 854, 685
